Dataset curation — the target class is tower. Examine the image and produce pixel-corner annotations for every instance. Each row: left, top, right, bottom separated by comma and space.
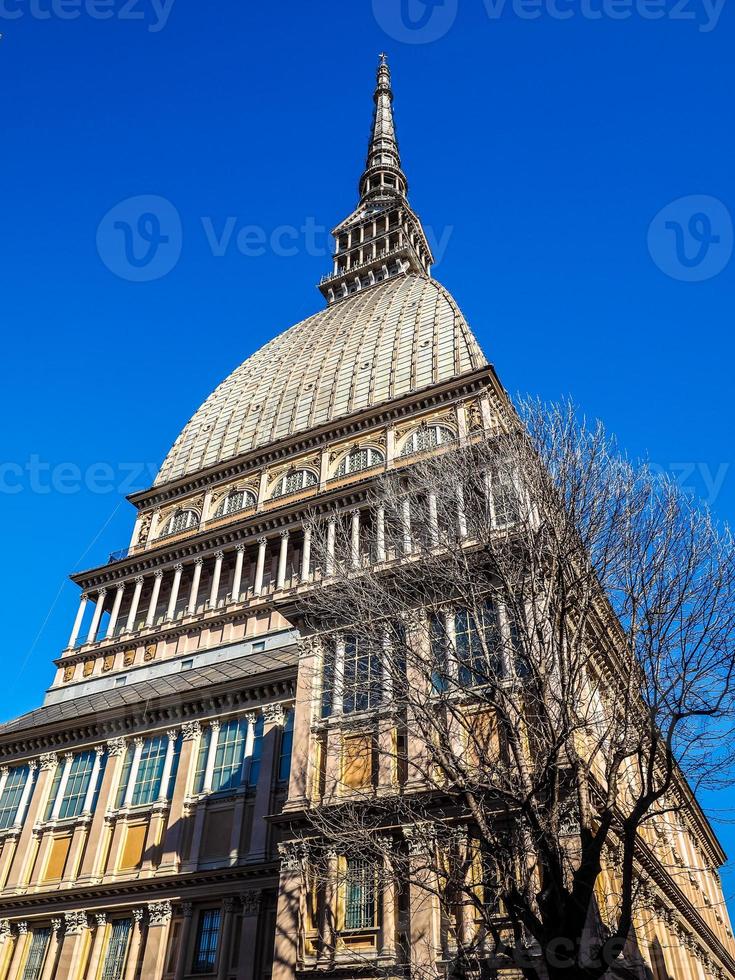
0, 56, 732, 980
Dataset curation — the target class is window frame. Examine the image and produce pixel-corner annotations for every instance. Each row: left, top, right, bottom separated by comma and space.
191, 908, 222, 975
270, 468, 318, 500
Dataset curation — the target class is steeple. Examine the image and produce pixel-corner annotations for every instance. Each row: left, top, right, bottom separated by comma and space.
319, 55, 434, 305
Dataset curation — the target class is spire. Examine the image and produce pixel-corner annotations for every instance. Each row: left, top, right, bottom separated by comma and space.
359, 54, 408, 203
318, 56, 434, 305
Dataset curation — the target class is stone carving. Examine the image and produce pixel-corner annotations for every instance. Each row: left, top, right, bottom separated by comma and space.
132, 908, 145, 923
144, 643, 157, 662
63, 664, 75, 683
16, 922, 28, 937
241, 890, 262, 916
83, 660, 95, 677
50, 918, 62, 934
136, 513, 152, 546
180, 902, 193, 918
94, 912, 107, 928
262, 702, 285, 727
64, 910, 88, 935
277, 842, 303, 872
181, 720, 202, 741
223, 897, 239, 913
106, 737, 127, 757
123, 649, 136, 667
147, 901, 172, 926
102, 654, 115, 673
39, 752, 58, 771
0, 920, 9, 941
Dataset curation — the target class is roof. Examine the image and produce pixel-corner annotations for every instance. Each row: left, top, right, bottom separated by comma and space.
155, 274, 487, 486
0, 647, 297, 738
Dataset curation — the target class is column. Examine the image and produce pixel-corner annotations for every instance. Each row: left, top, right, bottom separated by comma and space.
124, 576, 144, 633
68, 594, 89, 648
5, 923, 28, 980
272, 847, 301, 980
6, 757, 57, 891
122, 909, 144, 980
77, 737, 126, 884
326, 517, 336, 576
332, 637, 345, 716
301, 525, 312, 581
376, 505, 386, 561
202, 721, 221, 793
401, 498, 412, 553
166, 564, 184, 620
216, 898, 237, 980
123, 738, 145, 808
254, 537, 267, 596
106, 584, 126, 638
277, 530, 290, 589
172, 904, 193, 980
139, 902, 172, 977
160, 722, 201, 873
0, 767, 8, 803
84, 914, 107, 980
428, 492, 439, 546
0, 921, 12, 979
350, 509, 360, 568
405, 830, 440, 975
86, 589, 107, 644
81, 746, 105, 815
158, 729, 179, 801
232, 545, 246, 602
50, 753, 74, 821
55, 912, 89, 980
248, 704, 283, 862
14, 761, 39, 828
209, 551, 224, 608
456, 484, 467, 539
38, 918, 62, 980
377, 837, 397, 959
188, 558, 204, 615
235, 892, 262, 980
145, 570, 164, 627
229, 713, 258, 861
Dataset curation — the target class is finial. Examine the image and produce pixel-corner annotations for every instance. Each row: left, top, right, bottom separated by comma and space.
379, 52, 388, 66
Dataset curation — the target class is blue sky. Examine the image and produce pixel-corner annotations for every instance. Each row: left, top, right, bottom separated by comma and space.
1, 0, 733, 889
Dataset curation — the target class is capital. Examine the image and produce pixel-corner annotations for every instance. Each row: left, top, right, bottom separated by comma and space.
147, 900, 172, 926
64, 910, 88, 935
153, 569, 164, 580
97, 588, 108, 599
280, 528, 290, 538
235, 543, 246, 553
223, 897, 238, 913
39, 752, 58, 771
106, 736, 127, 757
94, 912, 107, 928
166, 729, 179, 742
134, 575, 144, 585
16, 922, 27, 937
193, 557, 204, 567
180, 902, 193, 918
241, 890, 262, 916
262, 702, 285, 727
181, 720, 202, 741
214, 550, 225, 560
257, 535, 268, 545
173, 563, 184, 573
50, 917, 62, 934
0, 920, 9, 940
132, 908, 145, 923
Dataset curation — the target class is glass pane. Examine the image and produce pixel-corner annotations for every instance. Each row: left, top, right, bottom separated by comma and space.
192, 909, 221, 974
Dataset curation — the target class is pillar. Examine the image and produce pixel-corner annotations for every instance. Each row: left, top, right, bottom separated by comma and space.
350, 509, 360, 568
254, 537, 268, 596
145, 570, 164, 627
166, 564, 184, 620
229, 712, 258, 862
38, 918, 63, 980
216, 898, 237, 980
6, 755, 55, 891
77, 737, 127, 883
428, 492, 439, 546
5, 923, 28, 980
301, 525, 312, 581
378, 838, 397, 958
405, 830, 440, 976
232, 545, 246, 602
160, 721, 201, 873
172, 904, 193, 980
82, 745, 105, 816
122, 909, 145, 980
248, 704, 283, 862
210, 551, 224, 608
325, 517, 336, 576
188, 558, 204, 615
284, 640, 317, 810
50, 753, 74, 820
203, 720, 221, 794
124, 576, 144, 633
123, 738, 145, 808
68, 593, 89, 649
86, 589, 107, 644
106, 584, 125, 638
272, 846, 301, 980
235, 892, 262, 980
376, 506, 386, 561
277, 530, 289, 589
55, 912, 89, 980
456, 484, 467, 538
140, 902, 172, 977
83, 913, 107, 980
401, 497, 412, 553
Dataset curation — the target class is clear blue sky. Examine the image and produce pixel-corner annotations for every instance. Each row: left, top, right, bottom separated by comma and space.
1, 0, 733, 887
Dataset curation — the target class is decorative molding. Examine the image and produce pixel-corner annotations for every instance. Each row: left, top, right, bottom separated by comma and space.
263, 702, 286, 727
180, 902, 193, 919
106, 737, 127, 757
39, 753, 58, 771
0, 920, 9, 941
277, 842, 303, 872
15, 922, 28, 937
241, 890, 262, 916
94, 912, 107, 928
147, 900, 172, 926
181, 721, 202, 741
132, 908, 145, 924
64, 910, 88, 935
50, 917, 62, 934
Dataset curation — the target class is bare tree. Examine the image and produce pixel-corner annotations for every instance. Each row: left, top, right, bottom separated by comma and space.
286, 399, 735, 980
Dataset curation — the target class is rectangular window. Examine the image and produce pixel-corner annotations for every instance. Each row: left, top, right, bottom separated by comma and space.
57, 751, 97, 820
489, 467, 519, 527
455, 603, 501, 688
344, 859, 376, 930
430, 612, 450, 693
0, 766, 30, 830
101, 919, 132, 980
20, 927, 50, 980
211, 719, 248, 793
247, 716, 265, 788
342, 635, 381, 714
116, 735, 180, 808
278, 709, 294, 783
192, 909, 221, 974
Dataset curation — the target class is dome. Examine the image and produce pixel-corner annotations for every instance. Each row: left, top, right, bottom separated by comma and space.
155, 275, 487, 486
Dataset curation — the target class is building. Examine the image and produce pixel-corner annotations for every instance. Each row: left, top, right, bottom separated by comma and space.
0, 55, 733, 980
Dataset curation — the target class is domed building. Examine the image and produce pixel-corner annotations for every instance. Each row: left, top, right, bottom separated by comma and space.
0, 57, 733, 980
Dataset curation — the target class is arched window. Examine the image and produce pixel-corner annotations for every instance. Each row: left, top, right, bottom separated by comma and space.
271, 468, 318, 499
160, 509, 199, 537
215, 488, 255, 518
399, 424, 455, 457
335, 446, 385, 478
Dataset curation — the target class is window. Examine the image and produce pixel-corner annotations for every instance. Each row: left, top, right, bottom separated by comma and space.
487, 468, 519, 527
0, 765, 31, 830
100, 919, 131, 980
116, 735, 180, 808
278, 709, 294, 783
20, 927, 50, 980
430, 612, 450, 694
160, 509, 199, 537
215, 488, 255, 518
455, 603, 501, 688
343, 636, 382, 714
335, 446, 384, 478
344, 859, 376, 930
271, 468, 318, 499
399, 423, 455, 457
45, 750, 102, 821
247, 715, 265, 788
192, 909, 221, 974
